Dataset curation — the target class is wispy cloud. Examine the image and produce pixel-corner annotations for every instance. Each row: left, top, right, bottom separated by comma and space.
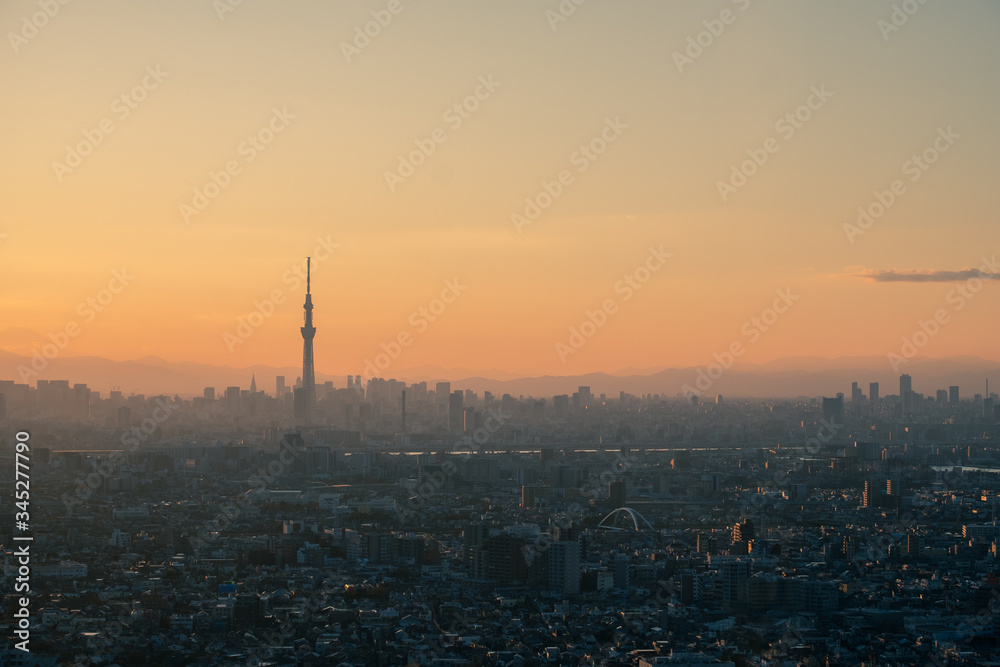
852, 268, 997, 283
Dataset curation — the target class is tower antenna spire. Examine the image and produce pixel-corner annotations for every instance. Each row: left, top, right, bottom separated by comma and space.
296, 256, 317, 426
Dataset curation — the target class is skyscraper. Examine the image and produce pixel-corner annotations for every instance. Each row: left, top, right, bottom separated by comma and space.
73, 383, 91, 421
276, 376, 285, 398
734, 519, 756, 544
117, 406, 131, 429
950, 385, 960, 405
900, 374, 912, 413
473, 534, 527, 584
547, 541, 581, 595
449, 390, 464, 432
869, 382, 879, 404
721, 559, 751, 612
436, 382, 451, 413
226, 386, 240, 414
862, 480, 874, 508
608, 480, 626, 507
822, 396, 844, 425
613, 553, 630, 590
295, 257, 317, 425
463, 522, 490, 571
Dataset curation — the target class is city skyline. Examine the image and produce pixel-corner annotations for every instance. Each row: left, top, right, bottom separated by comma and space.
7, 2, 1000, 664
1, 258, 997, 399
5, 243, 996, 397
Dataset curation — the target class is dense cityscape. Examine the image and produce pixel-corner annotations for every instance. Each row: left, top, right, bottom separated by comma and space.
3, 262, 1000, 666
3, 373, 1000, 666
5, 3, 999, 666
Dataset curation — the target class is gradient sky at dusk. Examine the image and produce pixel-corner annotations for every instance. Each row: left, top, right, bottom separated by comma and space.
2, 0, 998, 378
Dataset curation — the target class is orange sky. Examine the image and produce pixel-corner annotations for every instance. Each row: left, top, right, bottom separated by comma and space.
1, 0, 998, 379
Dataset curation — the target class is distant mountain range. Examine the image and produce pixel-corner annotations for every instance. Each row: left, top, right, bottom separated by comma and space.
2, 349, 998, 400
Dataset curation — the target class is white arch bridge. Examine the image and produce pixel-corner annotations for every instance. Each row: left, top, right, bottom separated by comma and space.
596, 507, 655, 531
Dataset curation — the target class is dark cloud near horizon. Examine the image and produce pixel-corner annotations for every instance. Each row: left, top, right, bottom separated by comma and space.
856, 268, 997, 283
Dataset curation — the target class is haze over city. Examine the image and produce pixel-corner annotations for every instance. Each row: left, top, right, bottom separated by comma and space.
4, 2, 1000, 667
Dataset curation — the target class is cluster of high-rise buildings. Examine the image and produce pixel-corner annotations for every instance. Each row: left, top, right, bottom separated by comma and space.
5, 261, 1000, 665
821, 373, 999, 426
